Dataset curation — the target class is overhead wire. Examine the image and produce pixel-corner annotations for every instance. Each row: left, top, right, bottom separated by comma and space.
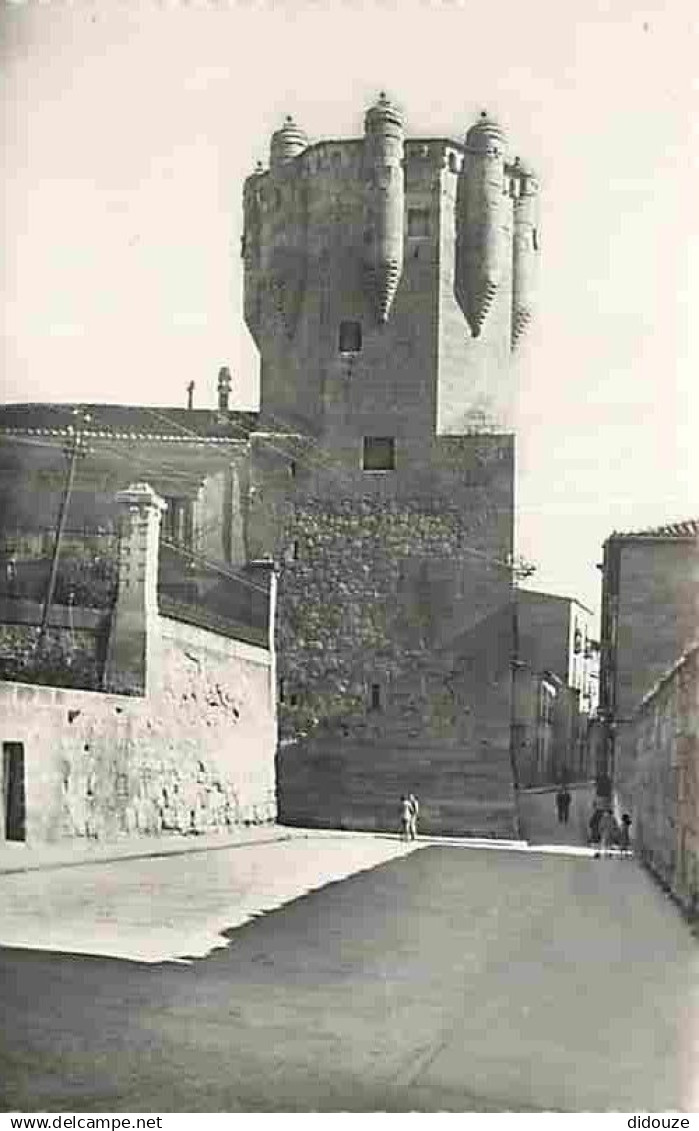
0, 432, 271, 598
1, 403, 518, 573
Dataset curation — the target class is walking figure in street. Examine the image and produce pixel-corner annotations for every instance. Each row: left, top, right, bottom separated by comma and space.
619, 812, 632, 857
555, 785, 571, 824
400, 795, 412, 843
408, 793, 419, 841
597, 809, 615, 858
588, 806, 602, 847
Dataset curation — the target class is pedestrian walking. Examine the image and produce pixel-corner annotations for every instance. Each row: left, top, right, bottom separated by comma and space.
400, 795, 412, 843
588, 806, 602, 847
555, 785, 571, 824
620, 812, 632, 857
408, 793, 419, 841
597, 809, 615, 858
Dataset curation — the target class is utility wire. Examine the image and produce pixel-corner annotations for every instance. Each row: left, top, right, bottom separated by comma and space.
160, 538, 271, 596
2, 409, 519, 573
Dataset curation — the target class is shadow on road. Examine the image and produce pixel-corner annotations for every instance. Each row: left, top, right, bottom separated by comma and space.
1, 845, 696, 1113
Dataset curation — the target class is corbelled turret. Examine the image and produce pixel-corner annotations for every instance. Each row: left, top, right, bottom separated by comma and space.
456, 112, 510, 338
269, 116, 309, 170
241, 96, 541, 433
267, 117, 309, 339
511, 159, 540, 349
362, 93, 405, 324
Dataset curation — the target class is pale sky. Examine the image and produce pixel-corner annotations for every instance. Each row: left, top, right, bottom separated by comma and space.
2, 0, 698, 614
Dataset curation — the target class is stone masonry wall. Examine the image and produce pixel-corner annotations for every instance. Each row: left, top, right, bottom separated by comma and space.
615, 539, 699, 719
253, 435, 517, 837
615, 645, 699, 915
0, 620, 108, 690
0, 615, 276, 844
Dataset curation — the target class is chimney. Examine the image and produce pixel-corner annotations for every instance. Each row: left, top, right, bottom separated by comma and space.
217, 366, 232, 412
186, 380, 195, 411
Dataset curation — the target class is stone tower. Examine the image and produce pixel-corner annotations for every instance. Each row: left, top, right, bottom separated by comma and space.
242, 96, 540, 836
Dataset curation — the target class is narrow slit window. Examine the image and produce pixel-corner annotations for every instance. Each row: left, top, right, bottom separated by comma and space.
339, 320, 362, 354
370, 683, 382, 711
408, 208, 430, 238
362, 436, 396, 472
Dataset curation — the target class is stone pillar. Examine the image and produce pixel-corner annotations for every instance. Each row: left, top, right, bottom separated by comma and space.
104, 482, 166, 696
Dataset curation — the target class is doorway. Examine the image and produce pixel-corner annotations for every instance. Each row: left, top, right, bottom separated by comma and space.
3, 742, 26, 842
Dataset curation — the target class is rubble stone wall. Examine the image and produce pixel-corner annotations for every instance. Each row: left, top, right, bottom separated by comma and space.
0, 615, 108, 690
261, 436, 518, 837
615, 645, 699, 914
0, 616, 276, 844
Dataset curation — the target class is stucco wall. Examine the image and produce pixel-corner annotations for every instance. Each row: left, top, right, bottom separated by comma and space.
0, 615, 276, 844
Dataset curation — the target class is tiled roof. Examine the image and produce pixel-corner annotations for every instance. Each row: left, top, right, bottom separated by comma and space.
610, 519, 699, 541
0, 403, 259, 444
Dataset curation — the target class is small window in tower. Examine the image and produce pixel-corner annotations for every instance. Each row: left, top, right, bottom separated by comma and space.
279, 679, 286, 704
369, 683, 382, 712
533, 227, 540, 252
339, 321, 362, 355
362, 436, 396, 472
408, 208, 430, 238
289, 460, 296, 479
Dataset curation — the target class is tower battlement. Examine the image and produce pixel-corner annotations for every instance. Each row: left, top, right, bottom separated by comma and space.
243, 96, 540, 437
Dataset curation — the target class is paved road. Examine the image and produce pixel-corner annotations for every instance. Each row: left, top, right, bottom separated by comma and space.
1, 838, 697, 1112
518, 784, 596, 847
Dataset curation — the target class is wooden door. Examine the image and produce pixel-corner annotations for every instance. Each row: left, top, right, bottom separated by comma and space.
3, 742, 26, 842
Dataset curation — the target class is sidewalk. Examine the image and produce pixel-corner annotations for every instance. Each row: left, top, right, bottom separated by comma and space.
1, 822, 601, 876
0, 824, 303, 875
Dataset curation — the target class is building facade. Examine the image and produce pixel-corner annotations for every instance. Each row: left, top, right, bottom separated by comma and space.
512, 590, 597, 787
242, 96, 541, 835
598, 520, 699, 784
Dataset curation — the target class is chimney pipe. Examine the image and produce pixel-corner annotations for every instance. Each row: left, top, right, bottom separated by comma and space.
217, 366, 232, 412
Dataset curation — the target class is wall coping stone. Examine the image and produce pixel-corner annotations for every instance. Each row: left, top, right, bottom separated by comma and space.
635, 640, 699, 716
